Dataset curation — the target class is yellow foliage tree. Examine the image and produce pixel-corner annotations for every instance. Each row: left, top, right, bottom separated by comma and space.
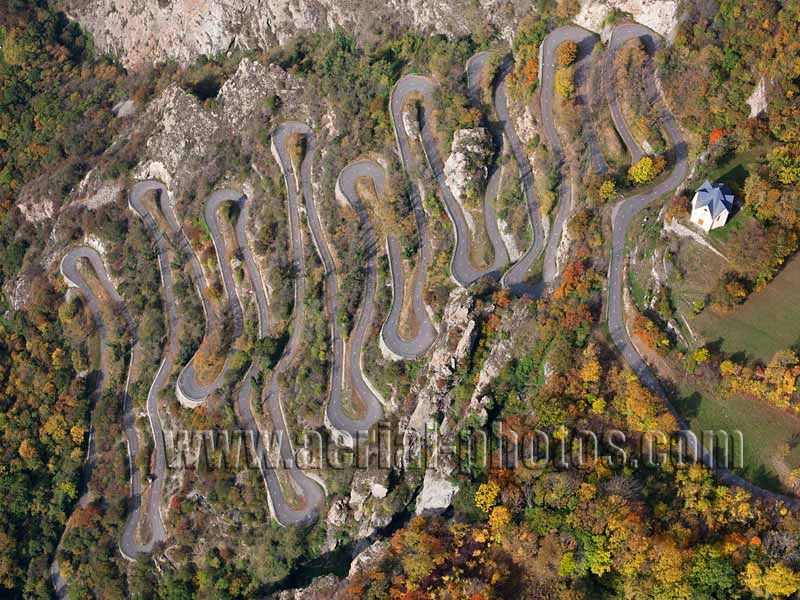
599, 179, 617, 201
694, 347, 711, 364
475, 481, 500, 513
579, 344, 601, 386
70, 424, 87, 445
555, 69, 575, 99
18, 439, 36, 461
742, 562, 800, 597
628, 155, 666, 184
764, 563, 800, 598
489, 505, 511, 534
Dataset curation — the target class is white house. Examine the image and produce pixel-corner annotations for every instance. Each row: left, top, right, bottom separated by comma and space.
690, 180, 735, 232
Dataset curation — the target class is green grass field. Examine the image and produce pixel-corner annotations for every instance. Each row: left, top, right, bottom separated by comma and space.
694, 254, 800, 363
672, 381, 800, 494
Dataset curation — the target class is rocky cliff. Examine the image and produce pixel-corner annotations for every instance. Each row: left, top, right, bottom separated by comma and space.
57, 0, 533, 69
58, 0, 680, 70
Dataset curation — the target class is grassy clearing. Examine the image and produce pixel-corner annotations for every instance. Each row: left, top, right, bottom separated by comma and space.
625, 200, 667, 310
704, 144, 772, 198
664, 233, 725, 310
462, 199, 495, 270
672, 380, 800, 494
399, 260, 420, 339
694, 254, 800, 363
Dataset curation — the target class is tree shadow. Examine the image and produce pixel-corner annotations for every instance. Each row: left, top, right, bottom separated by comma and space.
674, 391, 702, 420
746, 463, 784, 494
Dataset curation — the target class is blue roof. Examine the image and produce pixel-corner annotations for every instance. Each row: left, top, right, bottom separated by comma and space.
695, 180, 734, 219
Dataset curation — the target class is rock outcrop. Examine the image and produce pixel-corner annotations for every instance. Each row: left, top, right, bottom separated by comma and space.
59, 0, 538, 69
273, 575, 341, 600
408, 287, 476, 434
348, 540, 389, 577
345, 469, 396, 539
415, 468, 459, 515
574, 0, 679, 39
748, 77, 768, 118
134, 58, 304, 195
444, 128, 492, 207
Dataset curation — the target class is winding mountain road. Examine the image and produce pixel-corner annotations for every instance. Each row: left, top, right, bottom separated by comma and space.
203, 176, 323, 525
335, 161, 391, 418
49, 23, 800, 599
465, 52, 510, 274
126, 181, 184, 557
392, 74, 506, 286
272, 122, 385, 440
605, 24, 689, 399
168, 182, 237, 407
539, 26, 604, 290
604, 24, 650, 165
488, 54, 547, 295
602, 25, 800, 508
53, 243, 167, 597
52, 247, 118, 597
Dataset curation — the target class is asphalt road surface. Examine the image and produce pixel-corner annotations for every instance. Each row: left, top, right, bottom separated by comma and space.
392, 74, 506, 286
539, 25, 604, 289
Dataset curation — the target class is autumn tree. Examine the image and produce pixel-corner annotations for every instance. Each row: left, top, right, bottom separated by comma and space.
557, 40, 579, 66
628, 155, 666, 184
475, 481, 500, 513
555, 68, 575, 99
599, 179, 617, 201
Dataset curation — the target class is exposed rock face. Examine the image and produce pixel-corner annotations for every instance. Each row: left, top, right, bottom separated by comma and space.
444, 128, 492, 206
748, 77, 768, 118
134, 57, 304, 195
408, 287, 476, 433
348, 540, 389, 577
415, 469, 459, 515
402, 106, 420, 139
574, 0, 679, 38
400, 287, 480, 516
348, 469, 394, 539
326, 498, 349, 528
111, 99, 136, 118
59, 0, 537, 69
273, 575, 341, 600
74, 169, 124, 211
17, 194, 56, 225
